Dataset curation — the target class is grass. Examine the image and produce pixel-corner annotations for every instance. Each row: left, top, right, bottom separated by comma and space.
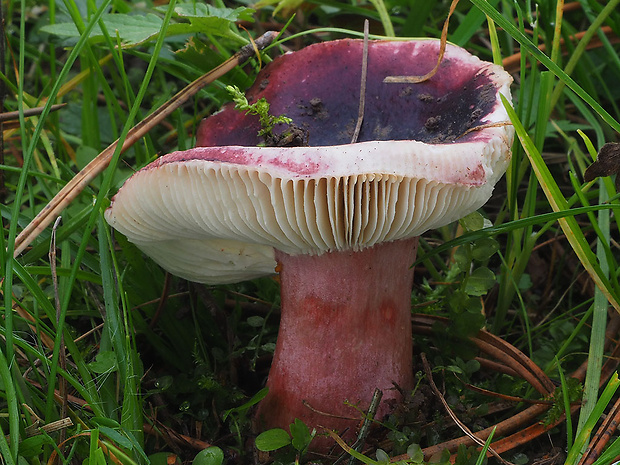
1, 0, 620, 464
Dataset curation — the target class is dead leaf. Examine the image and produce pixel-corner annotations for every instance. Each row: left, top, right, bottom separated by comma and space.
584, 142, 620, 190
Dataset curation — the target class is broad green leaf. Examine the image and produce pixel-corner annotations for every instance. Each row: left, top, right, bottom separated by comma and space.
41, 14, 168, 45
192, 447, 224, 465
41, 5, 254, 47
255, 428, 291, 451
169, 4, 254, 38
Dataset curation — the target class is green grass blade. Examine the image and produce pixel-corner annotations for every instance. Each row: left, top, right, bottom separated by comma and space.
470, 0, 620, 134
368, 0, 394, 37
575, 135, 612, 442
549, 0, 620, 109
451, 0, 500, 46
43, 0, 178, 425
501, 94, 620, 315
0, 346, 18, 463
416, 203, 615, 264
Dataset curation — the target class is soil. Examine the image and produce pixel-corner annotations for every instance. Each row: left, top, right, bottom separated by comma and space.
263, 124, 309, 147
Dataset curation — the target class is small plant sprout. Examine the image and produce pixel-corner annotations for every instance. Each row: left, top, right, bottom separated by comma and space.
226, 85, 293, 140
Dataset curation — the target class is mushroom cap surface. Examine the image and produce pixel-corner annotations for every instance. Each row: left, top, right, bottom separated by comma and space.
105, 39, 514, 284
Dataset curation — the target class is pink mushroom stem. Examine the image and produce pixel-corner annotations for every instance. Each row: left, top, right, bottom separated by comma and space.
255, 237, 419, 443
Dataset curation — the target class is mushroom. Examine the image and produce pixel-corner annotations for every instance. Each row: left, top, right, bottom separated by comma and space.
105, 38, 513, 449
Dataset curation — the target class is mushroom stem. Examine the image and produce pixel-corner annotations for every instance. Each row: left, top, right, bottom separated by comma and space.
256, 238, 418, 448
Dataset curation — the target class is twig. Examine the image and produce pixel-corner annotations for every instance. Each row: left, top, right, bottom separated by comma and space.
302, 400, 359, 420
0, 103, 67, 122
579, 395, 620, 465
421, 353, 513, 465
463, 382, 556, 405
13, 31, 279, 257
351, 20, 369, 144
456, 121, 513, 139
25, 417, 73, 438
383, 0, 459, 84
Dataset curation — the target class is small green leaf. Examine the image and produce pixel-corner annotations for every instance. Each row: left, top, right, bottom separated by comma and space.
88, 351, 118, 374
18, 435, 54, 458
193, 447, 225, 465
464, 267, 496, 296
452, 311, 485, 338
261, 342, 276, 353
452, 246, 471, 272
406, 443, 424, 462
470, 238, 499, 262
518, 273, 533, 290
255, 428, 291, 451
154, 375, 173, 391
289, 419, 312, 451
247, 316, 265, 327
376, 449, 390, 463
460, 211, 485, 231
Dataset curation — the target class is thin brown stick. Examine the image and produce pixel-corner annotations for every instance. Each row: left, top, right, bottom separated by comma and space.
351, 20, 369, 144
421, 353, 513, 465
0, 103, 67, 122
402, 314, 620, 461
456, 121, 513, 140
383, 0, 459, 84
13, 31, 279, 258
579, 395, 620, 465
302, 400, 360, 421
464, 382, 556, 405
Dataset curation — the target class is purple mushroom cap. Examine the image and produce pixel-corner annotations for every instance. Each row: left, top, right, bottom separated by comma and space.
197, 39, 508, 147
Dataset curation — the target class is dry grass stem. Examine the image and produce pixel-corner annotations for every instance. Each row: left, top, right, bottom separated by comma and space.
421, 353, 513, 465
